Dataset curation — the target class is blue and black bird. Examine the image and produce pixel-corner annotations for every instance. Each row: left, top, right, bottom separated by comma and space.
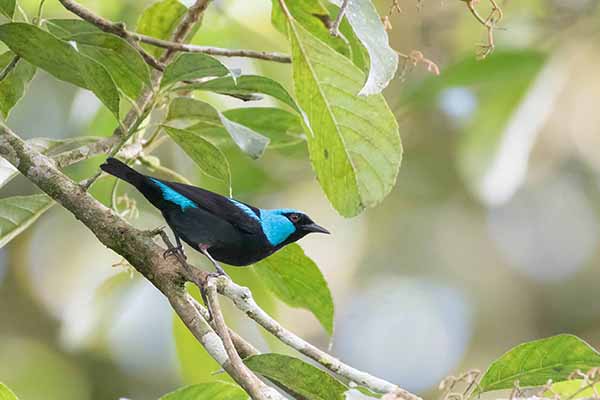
100, 157, 329, 274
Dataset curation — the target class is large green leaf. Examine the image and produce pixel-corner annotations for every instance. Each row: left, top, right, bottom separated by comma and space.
136, 0, 187, 57
271, 0, 350, 58
254, 244, 334, 335
285, 14, 401, 217
0, 383, 18, 400
45, 19, 100, 37
245, 353, 347, 400
161, 53, 232, 89
0, 51, 36, 118
478, 334, 600, 393
184, 75, 301, 113
0, 0, 15, 19
160, 382, 247, 400
223, 108, 304, 148
68, 32, 151, 99
163, 126, 231, 190
0, 194, 54, 248
166, 97, 270, 159
0, 23, 120, 118
329, 0, 397, 95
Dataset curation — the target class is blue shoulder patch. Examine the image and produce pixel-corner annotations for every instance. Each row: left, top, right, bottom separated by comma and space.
150, 178, 197, 211
259, 208, 300, 246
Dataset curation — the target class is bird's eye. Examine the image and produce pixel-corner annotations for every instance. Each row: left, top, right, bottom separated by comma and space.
289, 214, 300, 223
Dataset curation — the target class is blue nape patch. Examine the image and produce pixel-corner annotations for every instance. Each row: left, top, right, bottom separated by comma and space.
151, 178, 197, 211
230, 199, 259, 221
259, 208, 300, 246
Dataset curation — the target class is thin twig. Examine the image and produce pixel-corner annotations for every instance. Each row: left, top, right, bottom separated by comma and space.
330, 0, 350, 36
205, 278, 272, 399
58, 0, 291, 65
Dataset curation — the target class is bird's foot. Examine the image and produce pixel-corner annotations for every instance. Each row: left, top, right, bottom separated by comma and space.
146, 225, 166, 237
163, 245, 187, 261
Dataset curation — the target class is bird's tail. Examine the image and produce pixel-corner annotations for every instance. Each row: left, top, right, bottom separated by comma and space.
100, 157, 144, 187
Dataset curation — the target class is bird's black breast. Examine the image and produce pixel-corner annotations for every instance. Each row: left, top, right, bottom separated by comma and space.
163, 206, 273, 266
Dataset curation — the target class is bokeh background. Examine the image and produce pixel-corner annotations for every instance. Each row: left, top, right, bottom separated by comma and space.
1, 0, 600, 399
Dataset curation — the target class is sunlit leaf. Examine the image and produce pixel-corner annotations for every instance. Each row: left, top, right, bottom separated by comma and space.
166, 97, 270, 159
184, 75, 301, 113
136, 0, 187, 57
271, 0, 350, 58
223, 108, 304, 148
68, 32, 151, 99
0, 0, 15, 19
163, 126, 231, 190
0, 23, 120, 118
478, 334, 600, 393
0, 51, 36, 118
160, 382, 247, 400
254, 244, 334, 335
245, 353, 347, 399
0, 383, 18, 400
161, 53, 232, 89
285, 13, 402, 217
329, 0, 397, 95
545, 380, 600, 399
0, 194, 54, 248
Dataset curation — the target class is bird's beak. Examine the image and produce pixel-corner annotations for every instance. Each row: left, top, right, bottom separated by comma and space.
303, 223, 330, 234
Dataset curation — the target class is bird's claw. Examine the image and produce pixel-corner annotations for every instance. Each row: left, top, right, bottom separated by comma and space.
163, 246, 187, 261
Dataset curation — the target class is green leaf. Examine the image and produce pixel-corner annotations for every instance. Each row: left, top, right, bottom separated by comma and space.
184, 75, 301, 113
160, 382, 247, 400
271, 0, 350, 58
136, 0, 187, 57
161, 53, 232, 89
0, 194, 54, 248
286, 14, 402, 217
0, 383, 18, 400
254, 244, 334, 335
0, 51, 36, 118
68, 32, 151, 99
223, 108, 304, 148
478, 334, 600, 393
545, 380, 600, 399
45, 19, 100, 37
329, 0, 397, 95
163, 126, 231, 190
0, 23, 120, 118
166, 97, 270, 159
0, 0, 15, 19
245, 353, 347, 399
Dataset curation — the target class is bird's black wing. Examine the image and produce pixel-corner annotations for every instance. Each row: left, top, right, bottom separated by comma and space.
159, 180, 262, 235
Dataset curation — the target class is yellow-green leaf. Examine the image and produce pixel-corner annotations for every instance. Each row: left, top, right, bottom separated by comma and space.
136, 0, 187, 57
161, 53, 232, 89
0, 51, 36, 118
0, 0, 15, 19
479, 334, 600, 393
245, 353, 347, 399
0, 194, 54, 248
0, 383, 18, 400
160, 382, 247, 400
286, 13, 401, 217
254, 244, 334, 335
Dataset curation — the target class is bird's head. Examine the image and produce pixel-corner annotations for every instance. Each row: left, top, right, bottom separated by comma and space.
259, 208, 329, 248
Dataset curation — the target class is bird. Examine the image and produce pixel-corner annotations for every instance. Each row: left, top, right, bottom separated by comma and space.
100, 157, 329, 274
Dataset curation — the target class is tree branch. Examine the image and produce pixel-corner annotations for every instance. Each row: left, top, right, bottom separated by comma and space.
56, 0, 291, 64
330, 0, 350, 37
